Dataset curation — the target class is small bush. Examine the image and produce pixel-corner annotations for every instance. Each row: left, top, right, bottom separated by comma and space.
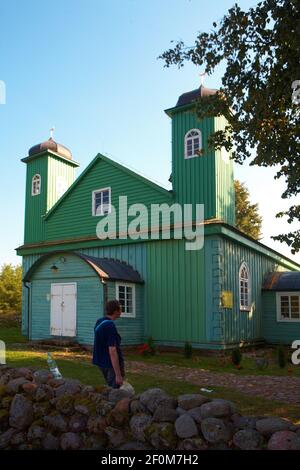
231, 348, 242, 366
277, 344, 286, 368
138, 336, 156, 356
184, 341, 192, 359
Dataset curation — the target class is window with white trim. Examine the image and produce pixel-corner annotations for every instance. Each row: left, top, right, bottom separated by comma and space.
277, 292, 300, 322
92, 188, 111, 216
32, 174, 41, 196
116, 283, 136, 318
239, 262, 251, 310
184, 129, 202, 158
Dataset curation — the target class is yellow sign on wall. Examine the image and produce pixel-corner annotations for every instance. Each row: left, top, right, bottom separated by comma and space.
221, 291, 233, 308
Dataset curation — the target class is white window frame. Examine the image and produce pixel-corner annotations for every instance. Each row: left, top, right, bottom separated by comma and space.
32, 174, 41, 196
116, 282, 136, 318
92, 187, 111, 216
239, 261, 251, 311
276, 292, 300, 322
184, 128, 202, 159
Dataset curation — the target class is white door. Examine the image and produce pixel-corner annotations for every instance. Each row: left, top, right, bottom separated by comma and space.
50, 283, 77, 337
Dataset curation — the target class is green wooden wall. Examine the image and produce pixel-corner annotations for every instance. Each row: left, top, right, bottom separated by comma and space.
262, 291, 300, 345
170, 107, 235, 225
45, 157, 171, 242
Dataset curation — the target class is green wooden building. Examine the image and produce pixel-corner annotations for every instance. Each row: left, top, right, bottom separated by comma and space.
16, 85, 300, 349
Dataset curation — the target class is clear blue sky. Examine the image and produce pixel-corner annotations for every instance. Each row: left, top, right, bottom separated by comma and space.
0, 0, 299, 266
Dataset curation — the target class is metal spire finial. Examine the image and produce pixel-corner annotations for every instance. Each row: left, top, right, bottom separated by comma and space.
200, 71, 207, 86
50, 127, 55, 139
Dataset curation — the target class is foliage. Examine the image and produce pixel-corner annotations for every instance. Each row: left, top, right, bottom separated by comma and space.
138, 336, 156, 356
234, 180, 262, 239
277, 344, 286, 368
0, 264, 22, 314
231, 348, 242, 367
160, 0, 300, 253
184, 341, 193, 359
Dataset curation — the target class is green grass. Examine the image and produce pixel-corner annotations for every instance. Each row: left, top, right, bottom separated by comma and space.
125, 350, 300, 377
0, 325, 27, 344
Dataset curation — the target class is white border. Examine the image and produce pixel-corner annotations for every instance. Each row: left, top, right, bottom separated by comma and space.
115, 282, 136, 318
32, 174, 41, 196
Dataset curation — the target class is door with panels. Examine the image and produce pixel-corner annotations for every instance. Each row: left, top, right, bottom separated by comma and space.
50, 283, 77, 337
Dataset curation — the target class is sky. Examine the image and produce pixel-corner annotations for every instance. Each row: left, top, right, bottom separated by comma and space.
0, 0, 299, 266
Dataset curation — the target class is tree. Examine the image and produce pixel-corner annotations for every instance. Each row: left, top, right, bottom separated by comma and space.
234, 180, 262, 240
160, 0, 300, 253
0, 264, 22, 313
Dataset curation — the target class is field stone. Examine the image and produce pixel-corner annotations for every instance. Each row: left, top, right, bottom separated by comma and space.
117, 441, 150, 450
130, 399, 148, 414
108, 388, 134, 404
231, 414, 257, 430
6, 378, 29, 395
187, 407, 203, 424
33, 370, 51, 385
177, 438, 208, 450
233, 429, 264, 450
27, 425, 46, 441
9, 394, 33, 430
145, 422, 177, 449
0, 428, 16, 449
10, 432, 26, 446
42, 433, 60, 450
256, 417, 291, 436
175, 414, 198, 439
130, 414, 152, 442
267, 431, 300, 450
35, 384, 54, 402
140, 388, 176, 413
105, 426, 126, 448
55, 379, 81, 397
178, 394, 209, 410
200, 400, 232, 419
212, 398, 237, 414
60, 432, 82, 450
69, 413, 88, 433
201, 417, 233, 443
43, 414, 68, 433
13, 368, 33, 380
153, 405, 178, 423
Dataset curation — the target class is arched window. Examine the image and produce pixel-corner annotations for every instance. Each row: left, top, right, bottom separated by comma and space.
32, 174, 41, 196
239, 262, 251, 311
184, 129, 202, 159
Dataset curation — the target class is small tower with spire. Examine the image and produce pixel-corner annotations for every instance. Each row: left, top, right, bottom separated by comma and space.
21, 132, 79, 244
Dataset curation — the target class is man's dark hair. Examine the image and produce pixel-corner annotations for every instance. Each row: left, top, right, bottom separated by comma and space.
106, 299, 121, 316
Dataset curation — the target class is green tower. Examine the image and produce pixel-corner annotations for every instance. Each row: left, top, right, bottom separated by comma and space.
21, 135, 79, 244
165, 85, 235, 225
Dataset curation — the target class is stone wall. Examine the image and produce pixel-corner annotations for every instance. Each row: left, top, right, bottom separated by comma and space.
0, 367, 300, 450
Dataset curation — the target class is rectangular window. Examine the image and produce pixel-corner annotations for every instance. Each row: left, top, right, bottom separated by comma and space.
116, 283, 136, 318
92, 188, 111, 216
277, 292, 300, 322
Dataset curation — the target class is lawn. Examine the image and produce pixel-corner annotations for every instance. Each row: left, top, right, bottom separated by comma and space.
1, 325, 300, 423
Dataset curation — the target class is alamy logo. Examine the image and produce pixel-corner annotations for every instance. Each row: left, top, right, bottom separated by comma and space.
95, 198, 205, 251
291, 340, 300, 365
0, 340, 6, 364
0, 80, 6, 105
292, 80, 300, 105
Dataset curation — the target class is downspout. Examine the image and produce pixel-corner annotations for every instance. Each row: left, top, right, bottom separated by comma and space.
101, 279, 108, 315
23, 281, 31, 339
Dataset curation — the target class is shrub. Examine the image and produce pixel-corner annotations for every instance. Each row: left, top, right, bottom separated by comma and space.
184, 341, 192, 359
138, 336, 156, 356
277, 344, 286, 368
231, 348, 242, 366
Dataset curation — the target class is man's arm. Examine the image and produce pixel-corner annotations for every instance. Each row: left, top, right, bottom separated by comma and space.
109, 346, 123, 386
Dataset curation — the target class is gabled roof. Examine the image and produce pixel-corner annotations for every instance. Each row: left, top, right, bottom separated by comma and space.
262, 271, 300, 291
44, 153, 172, 220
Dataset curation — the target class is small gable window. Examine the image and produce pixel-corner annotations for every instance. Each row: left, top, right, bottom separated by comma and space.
239, 262, 251, 311
184, 129, 202, 159
277, 293, 300, 322
116, 282, 136, 318
32, 174, 41, 196
92, 187, 111, 216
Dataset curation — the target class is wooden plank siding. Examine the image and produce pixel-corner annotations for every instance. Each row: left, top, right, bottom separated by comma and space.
262, 291, 300, 345
45, 157, 171, 242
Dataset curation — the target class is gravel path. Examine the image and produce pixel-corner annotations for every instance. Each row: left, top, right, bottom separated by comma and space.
127, 360, 300, 405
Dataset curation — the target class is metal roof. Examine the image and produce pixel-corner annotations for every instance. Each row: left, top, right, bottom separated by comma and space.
262, 271, 300, 291
23, 250, 143, 284
176, 85, 218, 107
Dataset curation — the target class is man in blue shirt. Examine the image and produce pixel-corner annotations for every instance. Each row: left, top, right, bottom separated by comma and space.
92, 299, 125, 388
